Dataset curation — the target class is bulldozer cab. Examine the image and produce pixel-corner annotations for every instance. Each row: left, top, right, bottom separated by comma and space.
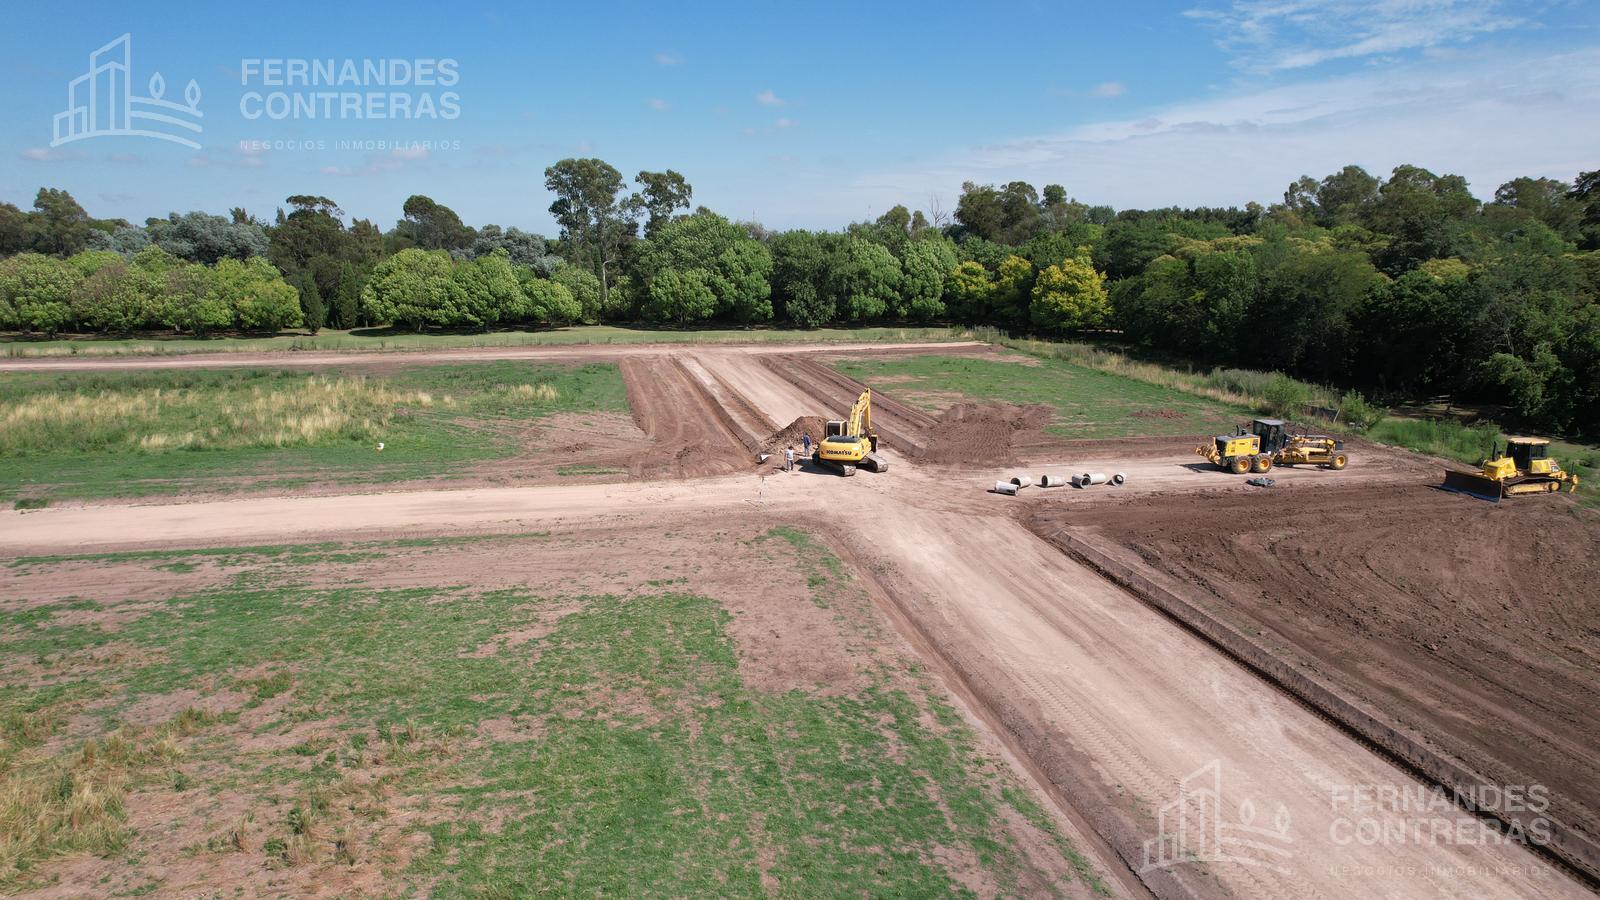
1506, 438, 1553, 475
1251, 419, 1289, 454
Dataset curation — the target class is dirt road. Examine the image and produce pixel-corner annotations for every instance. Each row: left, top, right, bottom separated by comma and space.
1, 345, 1587, 898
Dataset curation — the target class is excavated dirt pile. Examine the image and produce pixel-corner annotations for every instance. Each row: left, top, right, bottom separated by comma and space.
917, 403, 1053, 466
1038, 484, 1600, 850
760, 415, 829, 454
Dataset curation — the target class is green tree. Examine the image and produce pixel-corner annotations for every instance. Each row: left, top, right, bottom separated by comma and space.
1029, 252, 1109, 332
945, 260, 994, 323
900, 238, 957, 321
393, 195, 476, 252
212, 258, 302, 332
446, 249, 524, 329
553, 265, 603, 324
360, 248, 454, 331
516, 271, 582, 325
831, 240, 901, 321
161, 263, 233, 335
28, 188, 94, 257
0, 252, 77, 334
714, 240, 774, 324
297, 269, 326, 334
644, 268, 717, 325
545, 158, 639, 312
635, 170, 693, 237
992, 255, 1035, 324
770, 230, 839, 327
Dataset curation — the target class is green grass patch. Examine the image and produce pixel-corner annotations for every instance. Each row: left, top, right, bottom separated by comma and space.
0, 325, 967, 359
836, 352, 1247, 439
0, 531, 1094, 894
554, 464, 624, 477
0, 361, 627, 503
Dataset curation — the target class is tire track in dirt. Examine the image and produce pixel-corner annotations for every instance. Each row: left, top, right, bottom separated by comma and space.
766, 354, 937, 453
618, 356, 752, 478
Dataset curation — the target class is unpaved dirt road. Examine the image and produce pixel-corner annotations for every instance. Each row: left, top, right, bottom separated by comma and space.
1, 343, 1588, 898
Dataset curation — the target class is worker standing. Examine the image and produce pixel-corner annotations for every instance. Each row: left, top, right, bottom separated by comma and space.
802, 433, 811, 456
785, 446, 795, 472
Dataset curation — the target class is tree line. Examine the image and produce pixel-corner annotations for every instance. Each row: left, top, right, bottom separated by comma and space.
1, 160, 1597, 434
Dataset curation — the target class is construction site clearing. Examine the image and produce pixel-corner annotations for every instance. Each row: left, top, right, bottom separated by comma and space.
1, 339, 1596, 899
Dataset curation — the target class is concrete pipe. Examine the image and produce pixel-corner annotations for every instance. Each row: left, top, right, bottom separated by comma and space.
1009, 475, 1033, 489
1039, 474, 1067, 488
1071, 474, 1086, 487
1081, 472, 1109, 486
992, 481, 1019, 496
1111, 472, 1126, 486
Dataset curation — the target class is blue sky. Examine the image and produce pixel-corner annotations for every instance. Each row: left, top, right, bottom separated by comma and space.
2, 0, 1596, 234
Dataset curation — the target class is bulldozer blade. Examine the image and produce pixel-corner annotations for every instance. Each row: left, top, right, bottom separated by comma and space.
1441, 469, 1504, 502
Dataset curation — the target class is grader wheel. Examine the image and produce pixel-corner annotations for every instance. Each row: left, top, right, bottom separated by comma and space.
1328, 453, 1348, 471
1253, 455, 1274, 473
1229, 456, 1252, 475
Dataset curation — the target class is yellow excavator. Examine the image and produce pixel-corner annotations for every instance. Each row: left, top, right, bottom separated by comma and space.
1442, 437, 1579, 501
815, 389, 888, 476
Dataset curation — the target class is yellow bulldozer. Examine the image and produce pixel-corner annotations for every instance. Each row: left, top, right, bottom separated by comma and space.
1195, 418, 1349, 475
815, 389, 888, 476
1441, 437, 1579, 501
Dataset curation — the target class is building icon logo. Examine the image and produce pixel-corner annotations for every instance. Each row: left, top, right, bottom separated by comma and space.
52, 34, 202, 150
1141, 760, 1294, 874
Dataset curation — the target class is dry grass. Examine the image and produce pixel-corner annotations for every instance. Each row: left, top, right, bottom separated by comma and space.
0, 376, 443, 455
0, 713, 200, 885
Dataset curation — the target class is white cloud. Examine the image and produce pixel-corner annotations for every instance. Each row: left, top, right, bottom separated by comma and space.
1091, 81, 1127, 98
756, 88, 785, 106
654, 51, 683, 66
647, 97, 670, 111
321, 146, 428, 177
775, 117, 795, 129
20, 147, 85, 162
848, 45, 1600, 214
1186, 0, 1524, 71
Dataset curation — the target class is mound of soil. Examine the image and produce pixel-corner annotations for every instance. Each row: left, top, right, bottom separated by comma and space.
917, 403, 1053, 466
761, 415, 829, 454
1041, 484, 1600, 850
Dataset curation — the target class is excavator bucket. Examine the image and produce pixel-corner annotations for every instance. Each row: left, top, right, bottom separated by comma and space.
1441, 469, 1504, 502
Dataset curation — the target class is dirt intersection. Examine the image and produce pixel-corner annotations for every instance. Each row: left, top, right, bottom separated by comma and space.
2, 341, 1592, 899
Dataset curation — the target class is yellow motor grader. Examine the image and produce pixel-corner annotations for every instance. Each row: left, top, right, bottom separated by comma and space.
1195, 418, 1349, 475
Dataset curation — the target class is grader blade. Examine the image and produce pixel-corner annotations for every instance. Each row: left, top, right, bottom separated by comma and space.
1441, 469, 1504, 501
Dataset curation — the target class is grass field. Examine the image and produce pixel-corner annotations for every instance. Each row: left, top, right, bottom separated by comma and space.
835, 352, 1249, 439
0, 528, 1100, 896
0, 362, 627, 505
1, 325, 966, 358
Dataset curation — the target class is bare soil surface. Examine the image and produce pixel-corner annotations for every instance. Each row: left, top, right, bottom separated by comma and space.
2, 344, 1591, 898
1039, 484, 1600, 864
